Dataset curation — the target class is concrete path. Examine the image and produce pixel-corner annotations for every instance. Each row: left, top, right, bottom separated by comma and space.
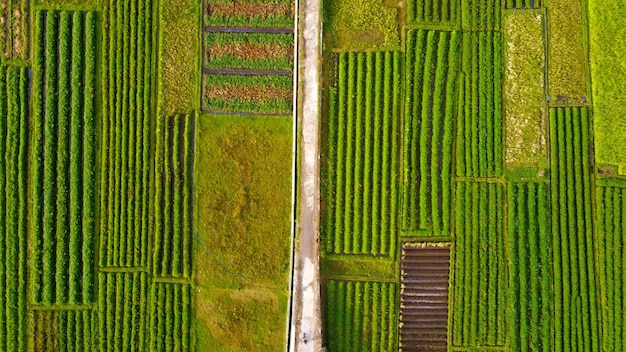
289, 0, 322, 347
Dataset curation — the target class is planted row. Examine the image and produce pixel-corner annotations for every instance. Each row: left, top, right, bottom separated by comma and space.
31, 309, 95, 352
407, 0, 458, 26
507, 182, 551, 352
505, 0, 542, 9
549, 107, 599, 352
153, 114, 195, 278
402, 30, 458, 234
597, 185, 626, 352
98, 272, 149, 352
204, 32, 294, 71
324, 280, 398, 351
461, 0, 501, 31
324, 51, 400, 256
100, 0, 153, 268
456, 31, 503, 178
0, 65, 29, 352
0, 0, 28, 59
452, 181, 505, 347
148, 283, 191, 352
31, 10, 97, 305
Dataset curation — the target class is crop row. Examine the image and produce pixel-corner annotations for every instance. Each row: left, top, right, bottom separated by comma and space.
461, 0, 501, 31
31, 10, 97, 305
153, 114, 195, 278
403, 30, 458, 234
549, 107, 599, 352
148, 283, 191, 352
204, 0, 294, 29
324, 51, 400, 256
204, 32, 294, 71
452, 181, 505, 347
98, 272, 148, 352
32, 309, 95, 352
0, 0, 28, 59
596, 185, 626, 352
202, 73, 293, 114
507, 182, 551, 352
505, 0, 542, 9
324, 280, 398, 352
456, 31, 503, 178
407, 0, 457, 26
0, 65, 28, 352
99, 0, 154, 268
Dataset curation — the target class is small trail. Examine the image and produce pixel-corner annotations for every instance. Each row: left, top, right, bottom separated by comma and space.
203, 67, 292, 76
203, 26, 293, 34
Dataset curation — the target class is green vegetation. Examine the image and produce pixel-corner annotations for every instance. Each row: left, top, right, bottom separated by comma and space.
98, 272, 149, 352
0, 65, 29, 352
0, 0, 28, 60
407, 0, 458, 26
194, 114, 292, 350
153, 114, 195, 278
324, 0, 400, 50
505, 0, 541, 9
588, 0, 626, 173
31, 310, 96, 352
507, 182, 551, 352
203, 74, 293, 114
148, 283, 191, 351
403, 30, 459, 234
456, 31, 503, 178
503, 10, 547, 166
160, 0, 201, 116
324, 280, 398, 351
204, 32, 294, 71
546, 0, 587, 101
452, 181, 505, 347
100, 0, 152, 268
597, 184, 626, 351
461, 0, 501, 31
549, 107, 599, 352
31, 10, 97, 305
323, 51, 400, 256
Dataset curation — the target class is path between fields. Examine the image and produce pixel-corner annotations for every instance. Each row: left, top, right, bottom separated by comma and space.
289, 0, 322, 347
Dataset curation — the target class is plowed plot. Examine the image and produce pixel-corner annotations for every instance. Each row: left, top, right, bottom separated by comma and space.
400, 243, 450, 351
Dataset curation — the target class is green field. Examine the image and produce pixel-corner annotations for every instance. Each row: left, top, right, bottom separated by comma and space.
320, 0, 626, 350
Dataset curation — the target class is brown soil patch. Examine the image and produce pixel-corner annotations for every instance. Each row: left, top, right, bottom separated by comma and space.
207, 42, 293, 61
207, 1, 293, 18
205, 84, 291, 101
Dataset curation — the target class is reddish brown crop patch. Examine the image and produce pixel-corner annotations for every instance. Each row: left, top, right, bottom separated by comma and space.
205, 84, 291, 102
206, 1, 293, 18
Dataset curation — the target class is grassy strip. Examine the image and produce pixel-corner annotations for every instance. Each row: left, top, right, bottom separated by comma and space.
127, 0, 138, 268
205, 55, 292, 71
371, 52, 382, 253
0, 65, 7, 352
205, 32, 293, 46
352, 53, 364, 253
204, 13, 293, 29
141, 0, 153, 268
343, 52, 355, 252
333, 53, 346, 253
119, 0, 130, 268
172, 116, 182, 276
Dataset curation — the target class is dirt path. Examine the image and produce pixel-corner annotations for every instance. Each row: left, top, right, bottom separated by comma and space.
289, 0, 322, 347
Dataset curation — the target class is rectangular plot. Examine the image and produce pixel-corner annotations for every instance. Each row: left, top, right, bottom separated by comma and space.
98, 272, 149, 352
452, 181, 505, 347
461, 0, 502, 31
323, 51, 400, 256
549, 107, 599, 352
148, 283, 192, 352
506, 182, 551, 351
0, 0, 28, 59
456, 31, 504, 178
31, 309, 96, 352
99, 0, 153, 268
153, 113, 195, 278
203, 32, 294, 71
31, 10, 97, 305
323, 280, 398, 351
0, 65, 28, 352
505, 0, 542, 9
546, 0, 587, 102
400, 243, 450, 351
406, 0, 458, 27
503, 10, 547, 166
403, 30, 458, 234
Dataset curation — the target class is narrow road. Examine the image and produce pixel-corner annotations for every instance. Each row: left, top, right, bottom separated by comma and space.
289, 0, 322, 347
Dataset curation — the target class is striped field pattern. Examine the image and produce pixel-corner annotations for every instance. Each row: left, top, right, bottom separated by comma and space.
324, 280, 398, 351
31, 310, 96, 352
149, 283, 192, 352
324, 51, 400, 256
452, 181, 505, 347
407, 0, 458, 26
403, 30, 459, 235
549, 107, 599, 352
